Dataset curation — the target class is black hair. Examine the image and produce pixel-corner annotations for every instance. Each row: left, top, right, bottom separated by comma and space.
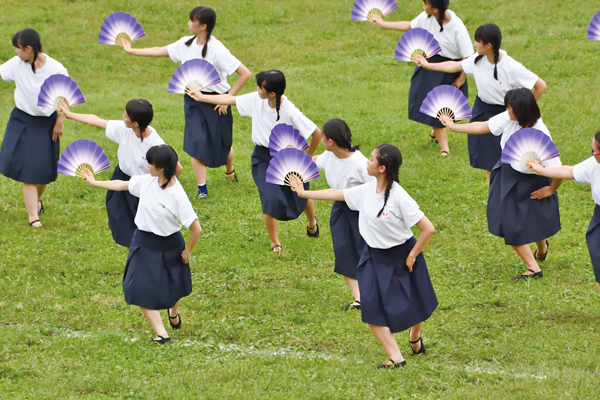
125, 99, 153, 142
146, 145, 179, 189
474, 24, 502, 80
322, 119, 359, 152
256, 70, 286, 121
594, 131, 600, 145
375, 144, 403, 218
426, 0, 449, 32
12, 28, 42, 73
504, 88, 540, 128
184, 6, 216, 58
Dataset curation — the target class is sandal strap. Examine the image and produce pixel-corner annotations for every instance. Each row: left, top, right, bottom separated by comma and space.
409, 336, 422, 344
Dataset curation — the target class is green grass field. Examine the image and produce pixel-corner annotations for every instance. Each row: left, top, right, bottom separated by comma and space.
1, 0, 600, 398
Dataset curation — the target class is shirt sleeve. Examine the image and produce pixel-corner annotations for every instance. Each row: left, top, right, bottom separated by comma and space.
128, 175, 143, 198
461, 53, 477, 76
167, 37, 188, 63
315, 152, 329, 171
507, 58, 538, 90
288, 104, 317, 139
573, 157, 596, 184
235, 92, 256, 117
0, 56, 19, 81
455, 22, 475, 58
343, 184, 364, 211
398, 192, 425, 228
213, 47, 242, 77
105, 120, 124, 143
176, 194, 199, 228
488, 111, 508, 136
410, 12, 427, 29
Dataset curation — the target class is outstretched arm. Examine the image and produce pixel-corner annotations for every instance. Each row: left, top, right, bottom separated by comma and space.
213, 64, 252, 115
527, 162, 574, 180
186, 88, 237, 105
369, 15, 411, 31
415, 55, 464, 73
82, 171, 129, 191
59, 101, 108, 129
292, 178, 345, 201
119, 39, 169, 57
406, 216, 435, 272
440, 116, 491, 135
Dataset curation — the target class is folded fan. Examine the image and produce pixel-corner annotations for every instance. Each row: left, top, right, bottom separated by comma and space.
420, 85, 471, 121
268, 123, 309, 157
37, 74, 85, 110
588, 11, 600, 40
501, 128, 560, 171
168, 59, 222, 94
351, 0, 398, 21
99, 11, 145, 45
266, 148, 320, 187
395, 28, 441, 62
57, 139, 111, 177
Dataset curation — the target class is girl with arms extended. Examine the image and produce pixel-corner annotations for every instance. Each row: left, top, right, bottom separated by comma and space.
528, 131, 600, 292
83, 145, 201, 343
441, 88, 562, 280
293, 144, 437, 368
416, 24, 546, 182
59, 99, 183, 248
370, 0, 473, 156
313, 119, 375, 311
120, 6, 251, 198
0, 28, 69, 227
187, 70, 322, 253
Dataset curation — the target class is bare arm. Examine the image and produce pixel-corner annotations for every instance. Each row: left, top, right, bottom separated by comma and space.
406, 216, 435, 272
532, 77, 547, 101
369, 15, 411, 31
181, 219, 202, 263
83, 172, 129, 191
415, 55, 464, 73
293, 178, 345, 201
214, 64, 252, 115
440, 116, 491, 135
119, 39, 169, 57
306, 128, 322, 156
527, 162, 574, 180
186, 88, 237, 105
52, 113, 66, 141
62, 110, 108, 129
175, 162, 184, 178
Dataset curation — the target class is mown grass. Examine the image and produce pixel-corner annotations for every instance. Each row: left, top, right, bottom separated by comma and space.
1, 0, 600, 398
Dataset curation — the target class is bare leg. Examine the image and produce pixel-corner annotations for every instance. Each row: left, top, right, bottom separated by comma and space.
23, 183, 42, 226
168, 300, 181, 326
433, 127, 449, 155
225, 147, 235, 174
597, 283, 600, 293
190, 157, 207, 186
485, 170, 492, 185
343, 276, 360, 303
408, 322, 423, 352
140, 307, 169, 339
304, 199, 318, 234
369, 324, 404, 363
264, 214, 280, 251
534, 239, 548, 258
512, 244, 542, 274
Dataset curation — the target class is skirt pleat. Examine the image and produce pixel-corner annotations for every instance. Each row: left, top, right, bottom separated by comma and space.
467, 97, 505, 170
105, 165, 139, 248
330, 201, 365, 279
586, 205, 600, 283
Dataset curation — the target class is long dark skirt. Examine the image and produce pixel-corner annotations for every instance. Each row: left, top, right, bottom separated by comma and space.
251, 145, 308, 221
183, 93, 233, 168
586, 205, 600, 283
357, 239, 438, 333
330, 201, 365, 280
408, 54, 468, 128
0, 107, 59, 184
487, 163, 561, 246
468, 97, 505, 170
105, 165, 139, 248
123, 229, 192, 310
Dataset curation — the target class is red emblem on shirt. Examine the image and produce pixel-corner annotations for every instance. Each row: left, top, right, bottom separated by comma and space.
382, 212, 389, 217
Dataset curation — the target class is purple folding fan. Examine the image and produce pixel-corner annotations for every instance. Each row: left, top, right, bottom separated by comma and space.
57, 140, 111, 177
419, 85, 471, 121
266, 148, 320, 187
268, 123, 309, 157
588, 11, 600, 40
37, 74, 85, 110
351, 0, 398, 21
501, 128, 560, 169
167, 59, 222, 94
395, 28, 441, 62
99, 12, 145, 45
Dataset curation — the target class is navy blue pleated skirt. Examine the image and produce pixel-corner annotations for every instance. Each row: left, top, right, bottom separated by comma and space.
183, 93, 233, 168
408, 54, 468, 128
586, 204, 600, 283
251, 145, 309, 221
468, 97, 505, 170
105, 165, 139, 248
330, 201, 365, 279
0, 107, 59, 184
487, 163, 561, 246
357, 239, 438, 333
123, 229, 192, 310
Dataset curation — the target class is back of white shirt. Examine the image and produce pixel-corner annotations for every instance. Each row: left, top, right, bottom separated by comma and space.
316, 150, 375, 189
105, 121, 165, 176
410, 10, 473, 60
573, 157, 600, 205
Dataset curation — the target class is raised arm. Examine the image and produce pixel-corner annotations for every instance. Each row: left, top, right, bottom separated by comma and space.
119, 39, 169, 57
532, 77, 547, 101
369, 15, 411, 31
406, 215, 435, 272
415, 55, 464, 73
440, 116, 491, 135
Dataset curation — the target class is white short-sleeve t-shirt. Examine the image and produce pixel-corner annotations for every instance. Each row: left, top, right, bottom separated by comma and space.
410, 10, 473, 60
235, 92, 317, 147
573, 157, 600, 205
167, 36, 241, 94
0, 55, 69, 117
105, 121, 166, 177
344, 181, 425, 249
462, 50, 538, 105
488, 111, 562, 173
128, 175, 198, 237
315, 150, 375, 189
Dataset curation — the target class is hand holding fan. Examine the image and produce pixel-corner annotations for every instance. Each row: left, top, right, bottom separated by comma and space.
501, 128, 560, 174
99, 12, 145, 45
268, 123, 309, 157
57, 140, 111, 178
395, 28, 441, 63
351, 0, 398, 21
168, 59, 222, 94
266, 148, 320, 188
37, 75, 85, 110
588, 11, 600, 40
420, 85, 472, 121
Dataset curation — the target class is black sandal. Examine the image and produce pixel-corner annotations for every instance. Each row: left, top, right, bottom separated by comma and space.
271, 244, 282, 254
533, 240, 549, 261
38, 199, 45, 214
512, 269, 543, 281
168, 309, 181, 329
29, 219, 42, 228
377, 359, 406, 369
225, 168, 238, 183
410, 336, 426, 355
152, 335, 171, 344
341, 300, 361, 311
428, 133, 438, 143
307, 219, 319, 238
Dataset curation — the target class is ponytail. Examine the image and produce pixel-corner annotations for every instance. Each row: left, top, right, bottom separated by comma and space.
322, 119, 359, 152
428, 0, 449, 32
12, 28, 42, 73
125, 99, 154, 142
146, 145, 179, 190
185, 6, 216, 57
256, 70, 286, 122
473, 24, 502, 80
374, 144, 402, 218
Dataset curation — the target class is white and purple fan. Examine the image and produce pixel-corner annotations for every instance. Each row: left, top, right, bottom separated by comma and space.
588, 11, 600, 41
395, 28, 441, 63
268, 124, 309, 157
37, 74, 85, 110
351, 0, 398, 21
168, 59, 222, 94
420, 85, 472, 121
57, 140, 111, 177
266, 148, 320, 187
501, 128, 560, 174
99, 12, 145, 45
